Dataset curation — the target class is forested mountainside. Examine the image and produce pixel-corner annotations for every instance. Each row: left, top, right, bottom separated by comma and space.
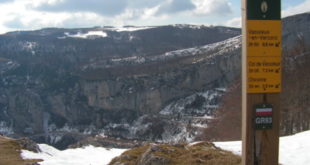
0, 13, 309, 149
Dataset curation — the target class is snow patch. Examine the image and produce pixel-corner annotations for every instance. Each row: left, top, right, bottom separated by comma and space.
160, 125, 195, 143
0, 121, 14, 135
19, 41, 38, 55
159, 89, 224, 116
172, 24, 205, 29
21, 41, 37, 50
21, 144, 127, 165
214, 141, 241, 155
61, 31, 108, 39
191, 123, 208, 128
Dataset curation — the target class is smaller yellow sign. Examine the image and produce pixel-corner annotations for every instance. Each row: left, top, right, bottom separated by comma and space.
247, 57, 281, 93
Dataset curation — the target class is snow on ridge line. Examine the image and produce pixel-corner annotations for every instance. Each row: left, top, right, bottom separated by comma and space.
108, 35, 241, 65
58, 26, 155, 39
21, 144, 127, 165
172, 24, 206, 29
112, 26, 155, 32
214, 130, 310, 165
59, 31, 108, 39
149, 35, 241, 64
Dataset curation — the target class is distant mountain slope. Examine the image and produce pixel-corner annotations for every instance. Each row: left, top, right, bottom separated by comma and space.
0, 25, 241, 148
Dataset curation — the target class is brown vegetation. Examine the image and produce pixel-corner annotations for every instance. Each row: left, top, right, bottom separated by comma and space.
0, 136, 41, 165
281, 36, 310, 135
198, 80, 241, 141
109, 142, 241, 165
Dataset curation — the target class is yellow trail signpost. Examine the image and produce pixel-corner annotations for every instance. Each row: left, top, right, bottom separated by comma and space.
247, 20, 281, 93
242, 0, 281, 164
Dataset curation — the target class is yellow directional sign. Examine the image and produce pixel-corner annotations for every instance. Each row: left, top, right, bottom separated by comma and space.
247, 20, 281, 93
247, 20, 281, 57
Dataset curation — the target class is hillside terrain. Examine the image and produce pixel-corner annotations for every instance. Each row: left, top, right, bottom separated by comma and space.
0, 24, 241, 148
0, 135, 40, 165
0, 13, 309, 149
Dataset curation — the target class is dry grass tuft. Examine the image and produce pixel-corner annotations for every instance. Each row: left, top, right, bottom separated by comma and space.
109, 142, 241, 165
0, 136, 41, 165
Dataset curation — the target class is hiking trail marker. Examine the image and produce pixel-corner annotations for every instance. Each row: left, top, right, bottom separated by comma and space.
242, 0, 281, 165
255, 104, 273, 130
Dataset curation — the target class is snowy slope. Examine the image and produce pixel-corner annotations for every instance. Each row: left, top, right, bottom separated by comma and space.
21, 144, 126, 165
22, 130, 310, 165
107, 35, 241, 67
57, 26, 155, 39
214, 130, 310, 165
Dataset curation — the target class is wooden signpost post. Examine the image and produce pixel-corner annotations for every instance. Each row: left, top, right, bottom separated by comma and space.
242, 0, 281, 164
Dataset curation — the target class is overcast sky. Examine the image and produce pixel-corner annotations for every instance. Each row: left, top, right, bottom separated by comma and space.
0, 0, 309, 34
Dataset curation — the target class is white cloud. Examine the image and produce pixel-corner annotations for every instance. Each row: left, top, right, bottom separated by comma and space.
141, 6, 161, 20
156, 0, 195, 15
57, 13, 107, 28
191, 0, 232, 16
0, 0, 117, 32
225, 17, 241, 28
0, 0, 237, 34
0, 0, 307, 34
34, 0, 128, 16
0, 25, 10, 34
282, 0, 310, 17
0, 0, 168, 33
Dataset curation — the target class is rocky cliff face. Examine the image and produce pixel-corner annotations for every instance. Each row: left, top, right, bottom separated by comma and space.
80, 36, 241, 114
0, 25, 241, 148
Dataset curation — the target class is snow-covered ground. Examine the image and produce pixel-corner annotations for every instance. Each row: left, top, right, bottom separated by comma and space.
21, 144, 126, 165
214, 130, 310, 165
22, 130, 310, 165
